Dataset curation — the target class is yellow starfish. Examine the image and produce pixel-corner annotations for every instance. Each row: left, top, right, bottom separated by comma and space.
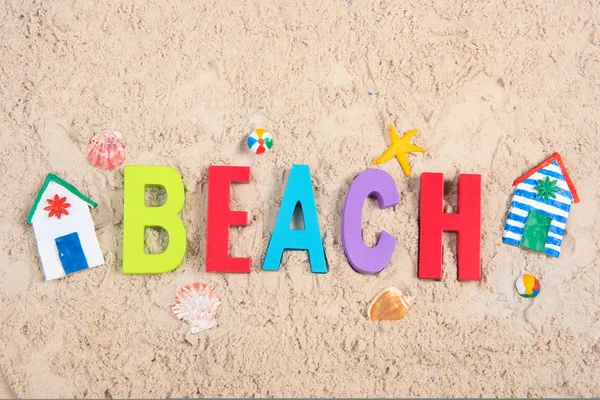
373, 125, 426, 176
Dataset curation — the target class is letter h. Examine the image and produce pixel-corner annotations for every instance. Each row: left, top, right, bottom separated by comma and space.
418, 173, 481, 280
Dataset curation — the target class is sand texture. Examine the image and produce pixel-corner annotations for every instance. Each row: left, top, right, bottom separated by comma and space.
1, 0, 600, 397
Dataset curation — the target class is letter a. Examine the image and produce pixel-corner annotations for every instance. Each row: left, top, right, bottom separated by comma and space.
262, 164, 327, 273
123, 166, 187, 274
418, 173, 481, 280
342, 169, 399, 274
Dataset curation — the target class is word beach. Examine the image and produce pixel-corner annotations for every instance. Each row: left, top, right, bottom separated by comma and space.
122, 164, 482, 280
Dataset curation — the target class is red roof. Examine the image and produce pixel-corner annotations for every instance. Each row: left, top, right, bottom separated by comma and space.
513, 152, 580, 203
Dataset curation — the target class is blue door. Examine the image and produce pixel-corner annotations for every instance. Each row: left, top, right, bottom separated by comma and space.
55, 232, 89, 275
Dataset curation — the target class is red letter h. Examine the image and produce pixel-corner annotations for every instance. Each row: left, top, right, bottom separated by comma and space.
418, 173, 481, 280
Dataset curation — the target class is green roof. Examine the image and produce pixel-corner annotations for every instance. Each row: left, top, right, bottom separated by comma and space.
26, 173, 98, 224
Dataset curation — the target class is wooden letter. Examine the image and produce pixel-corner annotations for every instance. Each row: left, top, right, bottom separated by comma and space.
419, 173, 481, 280
262, 164, 327, 273
123, 166, 186, 274
342, 169, 399, 274
206, 166, 251, 273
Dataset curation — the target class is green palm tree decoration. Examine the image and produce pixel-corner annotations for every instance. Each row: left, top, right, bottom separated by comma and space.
534, 176, 559, 201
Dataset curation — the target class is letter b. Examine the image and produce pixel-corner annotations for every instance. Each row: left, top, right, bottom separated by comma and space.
123, 166, 187, 274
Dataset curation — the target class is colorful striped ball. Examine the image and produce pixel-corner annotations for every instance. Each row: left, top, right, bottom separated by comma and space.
247, 128, 273, 154
515, 274, 541, 298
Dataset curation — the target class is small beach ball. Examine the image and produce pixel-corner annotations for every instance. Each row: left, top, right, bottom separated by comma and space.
515, 274, 541, 298
247, 128, 273, 154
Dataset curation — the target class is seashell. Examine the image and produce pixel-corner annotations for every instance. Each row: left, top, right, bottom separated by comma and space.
87, 130, 125, 170
172, 282, 222, 334
368, 286, 413, 322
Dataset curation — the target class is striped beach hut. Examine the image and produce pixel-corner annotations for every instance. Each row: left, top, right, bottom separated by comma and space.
502, 153, 579, 258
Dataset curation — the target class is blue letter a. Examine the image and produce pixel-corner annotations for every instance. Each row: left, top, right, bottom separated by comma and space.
262, 164, 327, 273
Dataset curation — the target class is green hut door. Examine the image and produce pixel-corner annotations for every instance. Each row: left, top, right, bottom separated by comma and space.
520, 211, 552, 252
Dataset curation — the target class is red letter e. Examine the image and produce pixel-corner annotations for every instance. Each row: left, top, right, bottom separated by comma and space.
206, 166, 251, 273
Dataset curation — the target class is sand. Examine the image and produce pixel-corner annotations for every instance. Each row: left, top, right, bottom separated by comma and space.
1, 0, 599, 397
0, 376, 13, 399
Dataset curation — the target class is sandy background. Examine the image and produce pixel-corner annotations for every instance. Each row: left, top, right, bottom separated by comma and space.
1, 0, 600, 397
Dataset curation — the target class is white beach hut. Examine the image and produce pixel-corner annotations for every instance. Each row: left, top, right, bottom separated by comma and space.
502, 153, 579, 258
27, 174, 104, 280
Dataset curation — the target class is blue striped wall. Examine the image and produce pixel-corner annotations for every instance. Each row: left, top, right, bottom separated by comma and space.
502, 161, 573, 258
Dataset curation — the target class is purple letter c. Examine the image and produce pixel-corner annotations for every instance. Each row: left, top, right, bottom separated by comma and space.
342, 169, 399, 274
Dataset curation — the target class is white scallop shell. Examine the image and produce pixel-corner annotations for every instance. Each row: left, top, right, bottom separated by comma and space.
172, 282, 222, 334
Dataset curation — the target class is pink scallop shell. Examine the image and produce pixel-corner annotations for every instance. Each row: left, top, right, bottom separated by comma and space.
87, 130, 125, 170
172, 282, 222, 334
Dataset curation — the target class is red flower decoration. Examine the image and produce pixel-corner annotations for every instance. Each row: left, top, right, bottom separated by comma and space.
44, 194, 71, 219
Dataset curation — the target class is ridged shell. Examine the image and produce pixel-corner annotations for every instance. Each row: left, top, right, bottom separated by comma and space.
87, 130, 125, 170
368, 286, 413, 322
172, 282, 222, 334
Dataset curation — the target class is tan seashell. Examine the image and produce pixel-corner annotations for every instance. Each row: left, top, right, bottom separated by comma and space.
368, 286, 413, 322
172, 282, 222, 334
